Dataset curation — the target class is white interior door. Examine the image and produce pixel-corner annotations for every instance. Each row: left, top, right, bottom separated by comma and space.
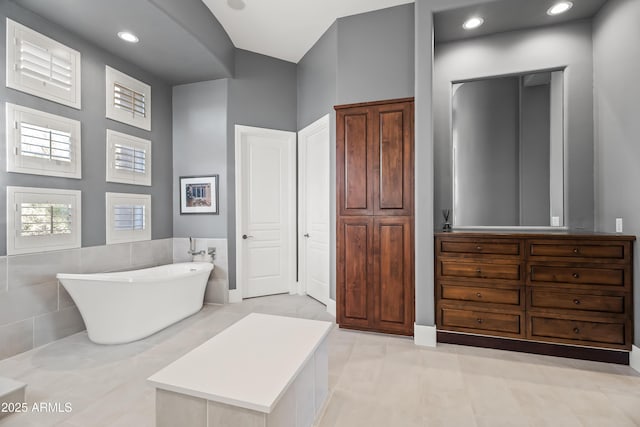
298, 115, 330, 306
235, 125, 296, 299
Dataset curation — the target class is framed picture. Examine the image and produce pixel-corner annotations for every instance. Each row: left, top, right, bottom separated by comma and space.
180, 175, 219, 214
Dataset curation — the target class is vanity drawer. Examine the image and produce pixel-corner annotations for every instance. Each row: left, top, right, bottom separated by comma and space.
440, 260, 521, 281
528, 314, 627, 347
528, 241, 628, 261
438, 238, 521, 257
527, 289, 626, 314
440, 307, 523, 336
529, 264, 625, 288
439, 282, 521, 306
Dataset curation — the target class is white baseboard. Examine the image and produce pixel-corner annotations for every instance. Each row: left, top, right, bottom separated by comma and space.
228, 289, 242, 304
631, 345, 640, 373
326, 299, 336, 317
414, 324, 437, 347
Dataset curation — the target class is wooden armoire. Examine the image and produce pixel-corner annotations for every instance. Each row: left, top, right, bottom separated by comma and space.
335, 97, 415, 336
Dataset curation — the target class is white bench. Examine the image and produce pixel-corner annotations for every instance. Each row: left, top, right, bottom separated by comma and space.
148, 313, 332, 427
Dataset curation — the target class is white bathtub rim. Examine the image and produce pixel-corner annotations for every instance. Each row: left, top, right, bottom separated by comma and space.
56, 261, 213, 283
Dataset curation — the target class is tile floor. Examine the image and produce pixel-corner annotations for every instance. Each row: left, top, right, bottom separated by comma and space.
0, 294, 638, 427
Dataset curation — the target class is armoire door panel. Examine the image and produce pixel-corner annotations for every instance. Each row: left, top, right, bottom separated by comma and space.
374, 217, 414, 334
337, 108, 373, 216
374, 102, 413, 216
337, 217, 374, 328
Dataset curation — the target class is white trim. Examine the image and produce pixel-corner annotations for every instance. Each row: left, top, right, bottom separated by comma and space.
631, 345, 640, 373
105, 192, 151, 244
234, 125, 297, 300
6, 186, 82, 255
228, 289, 242, 304
414, 324, 437, 347
6, 18, 81, 109
326, 299, 336, 317
105, 129, 152, 186
298, 114, 331, 307
5, 103, 82, 179
105, 66, 151, 131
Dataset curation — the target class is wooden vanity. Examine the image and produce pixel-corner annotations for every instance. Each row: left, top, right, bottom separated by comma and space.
435, 232, 635, 363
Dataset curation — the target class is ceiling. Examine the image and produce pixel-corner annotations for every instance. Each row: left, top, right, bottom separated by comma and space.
434, 0, 609, 43
202, 0, 415, 64
14, 0, 235, 84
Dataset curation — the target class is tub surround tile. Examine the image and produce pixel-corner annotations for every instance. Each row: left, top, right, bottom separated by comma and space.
132, 239, 173, 269
0, 257, 7, 292
0, 319, 33, 360
34, 306, 85, 348
7, 249, 82, 289
80, 244, 132, 274
58, 283, 76, 310
0, 282, 58, 325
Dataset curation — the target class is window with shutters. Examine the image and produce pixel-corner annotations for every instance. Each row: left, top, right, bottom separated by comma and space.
6, 187, 81, 255
105, 66, 151, 131
105, 193, 151, 244
5, 19, 81, 109
6, 103, 82, 179
106, 130, 151, 186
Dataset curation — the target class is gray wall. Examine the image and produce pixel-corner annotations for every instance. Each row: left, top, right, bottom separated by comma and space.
0, 0, 174, 255
434, 20, 595, 232
227, 49, 298, 289
297, 23, 338, 299
336, 4, 414, 105
520, 83, 551, 226
453, 78, 520, 226
172, 80, 228, 238
593, 0, 640, 344
295, 4, 415, 301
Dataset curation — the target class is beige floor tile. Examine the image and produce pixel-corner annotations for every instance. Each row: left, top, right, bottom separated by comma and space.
0, 294, 638, 427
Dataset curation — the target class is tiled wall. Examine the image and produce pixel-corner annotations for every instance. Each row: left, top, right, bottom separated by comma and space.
173, 238, 229, 305
0, 239, 173, 360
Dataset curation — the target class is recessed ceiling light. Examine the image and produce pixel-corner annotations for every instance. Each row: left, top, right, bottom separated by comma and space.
547, 2, 573, 15
227, 0, 246, 10
117, 31, 139, 43
463, 17, 484, 30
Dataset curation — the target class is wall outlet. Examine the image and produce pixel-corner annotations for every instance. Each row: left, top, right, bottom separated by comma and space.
551, 216, 560, 227
616, 218, 623, 233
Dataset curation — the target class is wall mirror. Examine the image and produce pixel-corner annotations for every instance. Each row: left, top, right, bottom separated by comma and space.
452, 70, 565, 228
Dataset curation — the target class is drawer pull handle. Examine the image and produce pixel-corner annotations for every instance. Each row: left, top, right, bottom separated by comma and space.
573, 327, 580, 334
573, 248, 580, 254
476, 318, 483, 324
573, 299, 581, 305
572, 273, 580, 279
476, 293, 482, 298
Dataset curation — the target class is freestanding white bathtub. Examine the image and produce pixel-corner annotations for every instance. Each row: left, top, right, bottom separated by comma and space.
57, 262, 214, 344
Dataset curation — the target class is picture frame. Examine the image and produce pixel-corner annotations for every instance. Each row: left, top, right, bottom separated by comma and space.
179, 175, 219, 214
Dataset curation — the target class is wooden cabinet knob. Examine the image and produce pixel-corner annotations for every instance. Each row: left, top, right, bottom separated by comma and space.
573, 327, 580, 334
572, 272, 580, 279
476, 292, 482, 298
573, 299, 581, 305
476, 318, 483, 324
476, 268, 482, 274
476, 246, 482, 251
573, 248, 580, 254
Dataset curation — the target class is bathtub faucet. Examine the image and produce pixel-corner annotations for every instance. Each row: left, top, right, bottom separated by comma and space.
188, 238, 216, 258
188, 237, 204, 255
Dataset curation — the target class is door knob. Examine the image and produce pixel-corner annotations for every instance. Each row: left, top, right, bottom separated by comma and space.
242, 234, 254, 240
304, 233, 310, 238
